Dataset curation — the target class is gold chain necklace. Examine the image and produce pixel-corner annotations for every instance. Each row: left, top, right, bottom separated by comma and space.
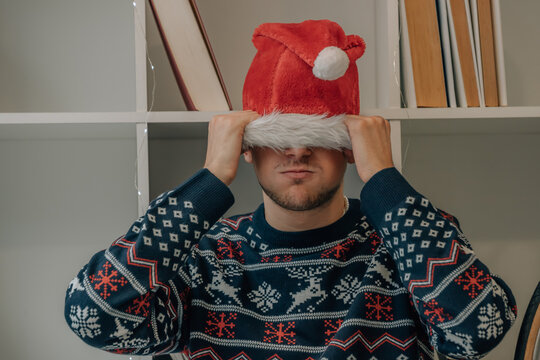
343, 196, 349, 216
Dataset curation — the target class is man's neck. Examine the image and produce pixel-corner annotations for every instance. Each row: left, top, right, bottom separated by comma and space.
262, 189, 347, 232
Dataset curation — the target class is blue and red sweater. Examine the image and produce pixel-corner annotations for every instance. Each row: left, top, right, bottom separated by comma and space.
64, 167, 517, 359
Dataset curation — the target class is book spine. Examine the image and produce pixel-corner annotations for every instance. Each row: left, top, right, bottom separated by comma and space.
437, 0, 457, 107
491, 0, 507, 106
446, 0, 467, 107
449, 0, 480, 107
469, 0, 486, 107
188, 0, 232, 111
403, 0, 447, 107
148, 0, 196, 110
478, 0, 499, 106
399, 0, 417, 108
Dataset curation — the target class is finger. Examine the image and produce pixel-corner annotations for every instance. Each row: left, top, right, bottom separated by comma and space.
371, 115, 390, 135
243, 110, 260, 123
343, 149, 355, 164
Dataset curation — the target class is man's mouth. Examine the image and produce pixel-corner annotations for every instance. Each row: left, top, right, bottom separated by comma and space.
281, 169, 314, 178
281, 168, 313, 172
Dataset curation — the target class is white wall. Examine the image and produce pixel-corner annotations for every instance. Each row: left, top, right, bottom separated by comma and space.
0, 1, 141, 358
0, 124, 140, 360
0, 0, 136, 112
501, 0, 540, 106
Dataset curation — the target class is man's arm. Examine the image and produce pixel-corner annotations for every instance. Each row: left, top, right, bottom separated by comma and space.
64, 111, 258, 355
345, 115, 517, 358
64, 169, 234, 354
360, 167, 517, 359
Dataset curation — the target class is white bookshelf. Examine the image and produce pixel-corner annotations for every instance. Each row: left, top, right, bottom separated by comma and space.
1, 1, 539, 359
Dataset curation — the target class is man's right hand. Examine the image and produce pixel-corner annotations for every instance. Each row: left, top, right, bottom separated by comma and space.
204, 110, 259, 186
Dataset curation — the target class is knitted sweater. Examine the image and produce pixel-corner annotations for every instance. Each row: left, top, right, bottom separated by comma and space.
64, 167, 517, 359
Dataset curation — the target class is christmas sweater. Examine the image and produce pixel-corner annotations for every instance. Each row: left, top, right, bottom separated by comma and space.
64, 167, 517, 359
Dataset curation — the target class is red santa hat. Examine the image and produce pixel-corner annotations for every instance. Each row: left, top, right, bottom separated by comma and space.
242, 19, 366, 151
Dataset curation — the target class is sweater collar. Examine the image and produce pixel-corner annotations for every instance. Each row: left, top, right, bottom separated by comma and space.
252, 198, 361, 249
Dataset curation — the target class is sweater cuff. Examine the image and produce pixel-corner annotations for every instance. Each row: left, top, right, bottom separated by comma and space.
360, 167, 420, 229
169, 168, 235, 222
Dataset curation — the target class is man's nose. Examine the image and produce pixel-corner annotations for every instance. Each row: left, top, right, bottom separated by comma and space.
283, 147, 313, 159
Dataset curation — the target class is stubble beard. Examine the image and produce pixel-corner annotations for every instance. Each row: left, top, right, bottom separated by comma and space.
259, 178, 341, 211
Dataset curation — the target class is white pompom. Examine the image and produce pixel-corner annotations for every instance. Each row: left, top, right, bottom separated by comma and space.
312, 46, 350, 81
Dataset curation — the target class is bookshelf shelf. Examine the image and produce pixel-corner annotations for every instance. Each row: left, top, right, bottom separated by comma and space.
1, 106, 539, 125
143, 106, 540, 122
393, 106, 540, 119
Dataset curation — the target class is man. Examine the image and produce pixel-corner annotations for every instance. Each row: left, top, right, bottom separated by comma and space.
65, 20, 516, 359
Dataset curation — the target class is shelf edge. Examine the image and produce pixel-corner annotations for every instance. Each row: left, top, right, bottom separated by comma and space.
1, 106, 539, 124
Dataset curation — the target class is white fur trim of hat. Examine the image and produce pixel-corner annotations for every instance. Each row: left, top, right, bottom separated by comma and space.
242, 111, 351, 151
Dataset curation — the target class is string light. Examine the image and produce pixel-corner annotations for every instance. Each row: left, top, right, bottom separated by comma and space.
394, 3, 411, 169
130, 0, 157, 211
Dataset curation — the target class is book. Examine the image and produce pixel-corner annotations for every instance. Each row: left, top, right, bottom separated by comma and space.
469, 0, 486, 107
476, 0, 499, 106
399, 0, 416, 108
447, 0, 481, 107
436, 0, 457, 107
400, 0, 447, 108
491, 0, 507, 106
148, 0, 232, 111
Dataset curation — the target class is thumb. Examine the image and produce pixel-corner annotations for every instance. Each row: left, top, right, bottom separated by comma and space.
343, 149, 355, 164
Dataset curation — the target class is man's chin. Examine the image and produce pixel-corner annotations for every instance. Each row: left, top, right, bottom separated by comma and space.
261, 184, 340, 212
277, 198, 315, 212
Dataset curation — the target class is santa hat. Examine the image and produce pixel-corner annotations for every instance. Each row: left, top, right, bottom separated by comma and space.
242, 19, 366, 151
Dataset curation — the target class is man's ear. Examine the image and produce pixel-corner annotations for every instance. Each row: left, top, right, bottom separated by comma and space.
243, 149, 253, 164
343, 149, 355, 164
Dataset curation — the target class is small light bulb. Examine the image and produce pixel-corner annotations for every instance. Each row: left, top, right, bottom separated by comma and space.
138, 191, 142, 196
144, 128, 148, 133
151, 65, 155, 70
132, 1, 136, 7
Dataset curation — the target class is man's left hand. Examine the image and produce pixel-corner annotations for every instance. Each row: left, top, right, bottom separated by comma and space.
343, 115, 395, 183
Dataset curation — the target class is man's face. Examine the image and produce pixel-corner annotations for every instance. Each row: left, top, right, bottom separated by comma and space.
244, 147, 351, 211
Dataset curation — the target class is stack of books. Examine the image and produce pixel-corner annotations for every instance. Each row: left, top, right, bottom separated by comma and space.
400, 0, 506, 108
148, 0, 232, 111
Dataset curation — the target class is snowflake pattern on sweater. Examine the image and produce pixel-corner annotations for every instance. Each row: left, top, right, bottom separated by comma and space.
64, 167, 517, 359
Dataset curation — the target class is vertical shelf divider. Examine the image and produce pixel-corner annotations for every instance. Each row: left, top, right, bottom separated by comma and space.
376, 0, 402, 109
376, 0, 403, 173
136, 123, 150, 217
390, 120, 403, 172
134, 0, 150, 216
